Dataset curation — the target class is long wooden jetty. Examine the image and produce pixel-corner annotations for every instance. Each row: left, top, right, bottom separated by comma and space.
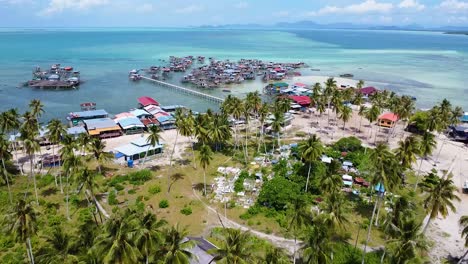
141, 76, 224, 104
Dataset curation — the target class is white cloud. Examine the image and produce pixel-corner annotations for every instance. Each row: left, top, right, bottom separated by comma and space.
38, 0, 109, 16
234, 1, 248, 9
398, 0, 425, 10
439, 0, 468, 13
379, 15, 393, 23
175, 4, 204, 14
307, 0, 393, 16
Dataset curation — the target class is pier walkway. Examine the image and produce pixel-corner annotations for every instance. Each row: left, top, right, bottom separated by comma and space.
141, 76, 224, 104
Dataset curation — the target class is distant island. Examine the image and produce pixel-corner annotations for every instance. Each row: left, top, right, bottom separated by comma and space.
444, 31, 468, 36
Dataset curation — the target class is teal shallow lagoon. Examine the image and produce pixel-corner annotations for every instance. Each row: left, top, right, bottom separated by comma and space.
0, 29, 467, 121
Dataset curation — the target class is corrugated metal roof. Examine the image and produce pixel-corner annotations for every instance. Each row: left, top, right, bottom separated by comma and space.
84, 118, 118, 130
117, 117, 145, 130
115, 141, 163, 157
67, 126, 87, 135
130, 109, 150, 117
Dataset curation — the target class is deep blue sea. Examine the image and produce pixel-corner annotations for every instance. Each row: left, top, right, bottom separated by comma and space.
0, 28, 467, 121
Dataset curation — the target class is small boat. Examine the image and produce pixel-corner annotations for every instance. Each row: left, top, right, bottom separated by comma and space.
80, 102, 96, 111
222, 89, 231, 93
310, 68, 320, 71
339, 73, 354, 78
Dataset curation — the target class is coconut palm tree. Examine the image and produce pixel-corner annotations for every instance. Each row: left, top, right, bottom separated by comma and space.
320, 191, 349, 231
386, 216, 428, 264
230, 97, 244, 150
274, 97, 291, 114
61, 147, 82, 220
0, 109, 21, 172
330, 90, 342, 126
458, 216, 468, 263
362, 144, 400, 263
76, 167, 102, 224
22, 134, 40, 204
170, 108, 185, 169
46, 119, 66, 187
134, 211, 167, 264
29, 99, 44, 119
143, 125, 161, 165
194, 113, 210, 145
422, 174, 460, 233
315, 97, 326, 128
198, 144, 213, 196
379, 194, 416, 262
209, 228, 257, 264
77, 132, 91, 156
365, 104, 380, 140
5, 199, 38, 264
300, 222, 332, 264
271, 110, 284, 149
0, 135, 13, 203
161, 224, 196, 264
339, 105, 352, 131
323, 78, 337, 113
88, 138, 112, 174
264, 246, 290, 264
357, 105, 367, 134
288, 196, 312, 264
178, 110, 196, 168
312, 82, 322, 97
209, 113, 231, 151
298, 134, 323, 192
450, 106, 464, 126
356, 80, 365, 90
257, 102, 270, 153
395, 136, 420, 170
35, 225, 79, 264
414, 131, 437, 192
354, 220, 369, 249
93, 209, 141, 264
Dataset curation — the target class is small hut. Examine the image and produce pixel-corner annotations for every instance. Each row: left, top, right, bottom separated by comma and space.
378, 112, 399, 128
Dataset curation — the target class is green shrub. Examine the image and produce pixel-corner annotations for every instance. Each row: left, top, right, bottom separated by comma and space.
239, 212, 253, 220
159, 199, 169, 208
128, 189, 136, 195
108, 190, 118, 205
128, 170, 152, 185
38, 174, 55, 188
180, 206, 192, 215
333, 136, 363, 152
148, 185, 162, 195
247, 220, 254, 226
114, 183, 125, 191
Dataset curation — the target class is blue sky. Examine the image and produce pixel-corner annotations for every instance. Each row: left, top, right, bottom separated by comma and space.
0, 0, 467, 27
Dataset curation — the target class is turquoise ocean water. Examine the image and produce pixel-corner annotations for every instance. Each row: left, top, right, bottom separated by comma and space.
0, 28, 467, 121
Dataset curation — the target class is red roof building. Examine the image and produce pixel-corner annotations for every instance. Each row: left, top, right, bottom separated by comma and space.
359, 87, 378, 96
289, 95, 311, 106
138, 96, 159, 107
378, 112, 399, 128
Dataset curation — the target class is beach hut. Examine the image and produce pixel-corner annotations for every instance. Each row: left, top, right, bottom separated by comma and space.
358, 87, 378, 97
289, 95, 312, 107
84, 118, 122, 139
114, 136, 164, 161
138, 96, 159, 108
378, 112, 399, 128
342, 174, 353, 187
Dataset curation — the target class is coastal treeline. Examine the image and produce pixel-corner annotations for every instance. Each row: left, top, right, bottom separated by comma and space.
0, 78, 467, 263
